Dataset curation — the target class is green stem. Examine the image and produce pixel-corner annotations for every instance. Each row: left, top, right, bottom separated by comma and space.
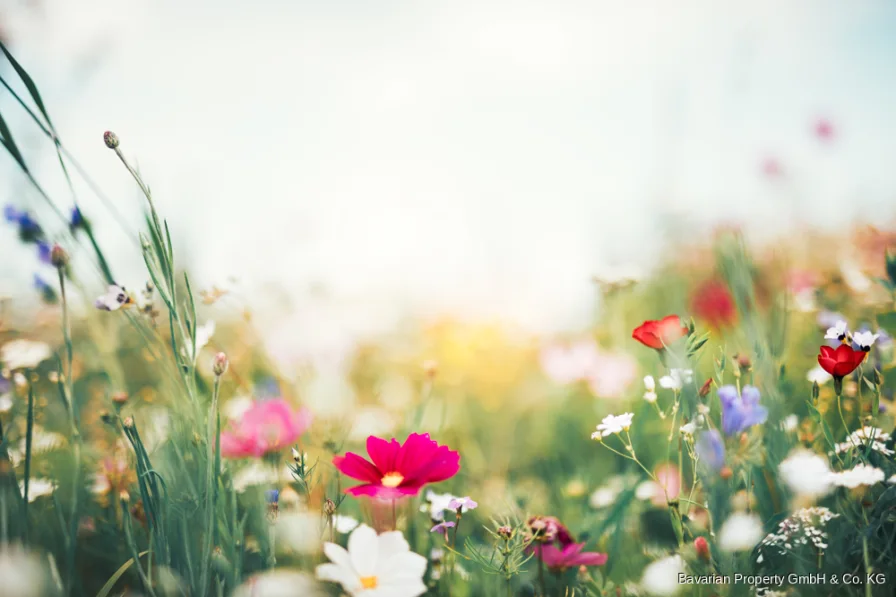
23, 373, 34, 544
537, 551, 547, 597
198, 376, 222, 596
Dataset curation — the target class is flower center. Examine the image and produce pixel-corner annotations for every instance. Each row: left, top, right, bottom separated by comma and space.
360, 576, 378, 589
381, 472, 404, 488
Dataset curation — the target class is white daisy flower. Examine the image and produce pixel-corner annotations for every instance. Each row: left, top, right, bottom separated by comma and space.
591, 412, 634, 439
659, 369, 693, 391
680, 422, 697, 437
829, 463, 885, 489
778, 449, 833, 499
781, 414, 799, 432
641, 555, 685, 596
0, 340, 52, 371
834, 427, 893, 457
718, 513, 764, 552
824, 320, 849, 341
852, 331, 880, 351
806, 366, 832, 385
316, 524, 427, 597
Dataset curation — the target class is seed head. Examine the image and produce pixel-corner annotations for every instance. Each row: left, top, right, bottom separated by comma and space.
103, 130, 120, 149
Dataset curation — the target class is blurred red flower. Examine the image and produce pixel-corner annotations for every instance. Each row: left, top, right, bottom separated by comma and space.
690, 279, 737, 329
815, 118, 834, 141
632, 316, 689, 350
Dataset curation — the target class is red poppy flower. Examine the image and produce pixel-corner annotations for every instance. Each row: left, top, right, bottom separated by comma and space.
817, 344, 866, 379
690, 279, 737, 329
632, 315, 689, 350
333, 433, 460, 499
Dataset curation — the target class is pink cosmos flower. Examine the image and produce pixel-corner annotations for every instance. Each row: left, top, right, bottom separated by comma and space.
333, 433, 460, 499
219, 398, 312, 459
533, 543, 608, 571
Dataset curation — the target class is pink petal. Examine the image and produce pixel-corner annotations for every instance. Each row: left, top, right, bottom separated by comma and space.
572, 552, 608, 567
346, 483, 422, 499
333, 453, 382, 483
367, 436, 400, 472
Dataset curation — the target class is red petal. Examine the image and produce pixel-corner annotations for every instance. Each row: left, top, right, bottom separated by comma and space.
333, 452, 382, 483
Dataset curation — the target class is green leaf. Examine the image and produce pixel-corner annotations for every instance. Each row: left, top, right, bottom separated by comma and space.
806, 400, 837, 456
0, 41, 55, 132
95, 550, 150, 597
0, 109, 26, 169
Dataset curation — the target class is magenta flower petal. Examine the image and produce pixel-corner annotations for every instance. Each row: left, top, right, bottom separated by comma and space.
366, 435, 399, 472
333, 453, 382, 483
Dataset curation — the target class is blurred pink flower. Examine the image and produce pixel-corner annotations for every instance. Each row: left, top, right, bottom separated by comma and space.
533, 543, 607, 571
761, 157, 783, 179
540, 340, 637, 398
586, 351, 638, 399
333, 433, 460, 499
815, 118, 834, 141
539, 340, 601, 385
220, 398, 312, 459
652, 463, 681, 508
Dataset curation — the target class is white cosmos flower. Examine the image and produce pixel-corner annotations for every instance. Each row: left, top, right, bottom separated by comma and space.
0, 340, 52, 371
333, 515, 360, 534
19, 478, 56, 503
641, 555, 685, 596
824, 320, 849, 341
276, 512, 323, 555
591, 412, 634, 439
718, 513, 764, 552
829, 464, 885, 489
853, 331, 880, 350
806, 366, 832, 385
316, 524, 427, 597
232, 570, 324, 597
659, 369, 693, 391
778, 450, 833, 499
0, 546, 61, 597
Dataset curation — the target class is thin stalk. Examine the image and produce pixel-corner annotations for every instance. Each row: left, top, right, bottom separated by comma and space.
121, 497, 158, 597
537, 552, 547, 597
198, 375, 222, 596
22, 373, 35, 544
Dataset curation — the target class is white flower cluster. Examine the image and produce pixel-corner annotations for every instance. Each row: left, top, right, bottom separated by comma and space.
592, 412, 634, 439
829, 463, 885, 488
757, 507, 838, 562
833, 426, 894, 457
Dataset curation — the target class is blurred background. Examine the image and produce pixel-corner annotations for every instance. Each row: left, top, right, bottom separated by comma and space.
1, 0, 896, 358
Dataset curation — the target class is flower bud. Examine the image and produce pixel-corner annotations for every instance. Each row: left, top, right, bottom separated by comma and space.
873, 368, 883, 386
812, 381, 820, 402
291, 447, 301, 462
213, 352, 229, 376
719, 466, 733, 480
103, 130, 120, 149
497, 525, 513, 540
119, 489, 130, 502
111, 391, 128, 405
324, 498, 337, 516
50, 243, 69, 268
122, 416, 134, 429
694, 536, 711, 561
698, 378, 712, 397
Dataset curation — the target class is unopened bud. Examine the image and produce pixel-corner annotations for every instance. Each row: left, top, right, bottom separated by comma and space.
103, 130, 120, 149
119, 490, 130, 502
50, 244, 69, 268
213, 352, 229, 376
111, 391, 128, 405
324, 498, 337, 516
720, 466, 733, 480
874, 369, 883, 386
122, 416, 134, 429
812, 381, 820, 401
497, 525, 513, 540
292, 447, 301, 462
698, 378, 712, 397
694, 536, 710, 561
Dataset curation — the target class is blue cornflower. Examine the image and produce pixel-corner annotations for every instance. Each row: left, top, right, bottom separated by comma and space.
33, 274, 57, 304
38, 241, 52, 265
696, 429, 725, 472
3, 205, 19, 222
718, 385, 768, 436
70, 206, 84, 229
265, 489, 280, 504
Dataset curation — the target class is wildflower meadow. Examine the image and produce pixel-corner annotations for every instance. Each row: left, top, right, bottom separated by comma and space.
3, 39, 896, 597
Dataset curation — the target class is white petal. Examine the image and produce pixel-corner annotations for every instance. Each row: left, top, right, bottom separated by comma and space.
347, 524, 379, 578
377, 531, 410, 557
316, 563, 359, 594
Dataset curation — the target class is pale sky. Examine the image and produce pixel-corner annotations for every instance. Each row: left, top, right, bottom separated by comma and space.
2, 0, 896, 354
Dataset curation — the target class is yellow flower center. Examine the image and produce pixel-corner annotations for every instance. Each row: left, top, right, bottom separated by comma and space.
360, 576, 378, 589
381, 472, 404, 488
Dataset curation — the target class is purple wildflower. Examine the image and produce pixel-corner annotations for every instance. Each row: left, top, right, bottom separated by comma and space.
696, 429, 725, 472
38, 241, 52, 265
718, 385, 768, 435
